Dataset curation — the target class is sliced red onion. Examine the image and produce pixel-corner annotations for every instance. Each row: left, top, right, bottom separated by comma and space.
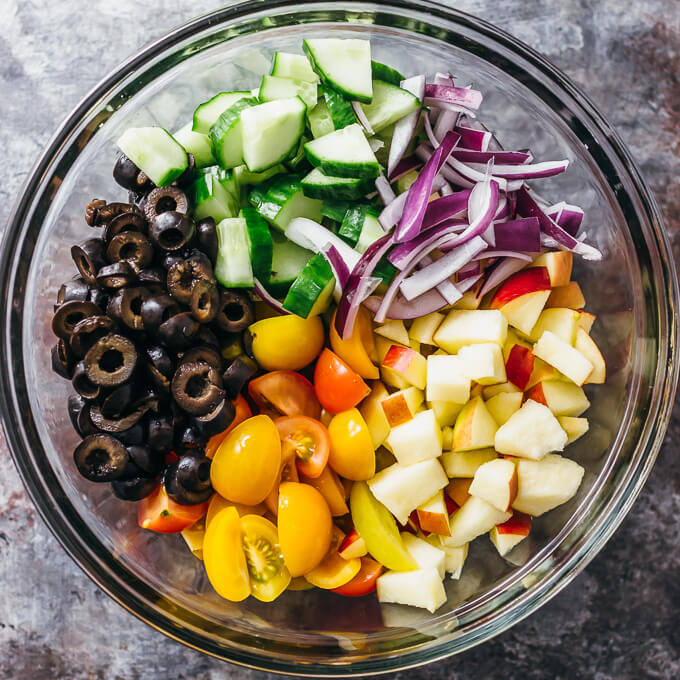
478, 257, 529, 298
388, 220, 468, 269
449, 175, 500, 247
464, 159, 569, 180
546, 201, 584, 236
446, 153, 510, 192
424, 84, 483, 110
457, 271, 483, 292
394, 130, 460, 243
431, 174, 450, 193
440, 182, 454, 196
417, 254, 462, 305
460, 117, 504, 150
378, 191, 408, 231
422, 190, 471, 229
375, 174, 396, 206
321, 242, 350, 297
285, 217, 361, 271
493, 217, 541, 252
456, 261, 481, 280
434, 110, 459, 141
434, 72, 454, 86
473, 250, 533, 262
253, 278, 290, 315
451, 148, 532, 165
454, 123, 492, 151
388, 156, 421, 181
386, 75, 425, 177
363, 289, 448, 320
352, 101, 375, 135
424, 112, 440, 149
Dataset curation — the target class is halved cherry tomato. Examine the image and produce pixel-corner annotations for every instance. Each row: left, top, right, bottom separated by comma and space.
327, 408, 375, 481
275, 416, 330, 479
205, 493, 266, 528
205, 395, 252, 459
264, 449, 300, 517
137, 484, 210, 534
329, 308, 379, 380
304, 526, 361, 589
299, 465, 349, 516
332, 557, 383, 597
314, 349, 371, 414
249, 370, 321, 420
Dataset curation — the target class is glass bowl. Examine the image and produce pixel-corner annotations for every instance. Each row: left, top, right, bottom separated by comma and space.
2, 0, 678, 675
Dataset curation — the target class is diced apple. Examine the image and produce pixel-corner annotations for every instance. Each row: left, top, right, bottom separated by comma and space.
433, 309, 508, 353
374, 335, 402, 363
529, 250, 573, 286
442, 425, 453, 451
512, 454, 585, 516
426, 354, 471, 403
524, 380, 590, 416
386, 409, 442, 465
409, 311, 445, 345
339, 529, 368, 559
528, 307, 580, 344
470, 382, 484, 398
441, 542, 468, 578
502, 329, 532, 361
428, 400, 464, 427
381, 345, 428, 390
505, 343, 535, 390
485, 391, 523, 425
376, 568, 446, 613
375, 319, 410, 345
380, 386, 424, 427
490, 513, 531, 556
490, 267, 552, 335
447, 496, 512, 547
446, 478, 472, 506
416, 490, 451, 536
577, 311, 596, 334
457, 343, 507, 385
452, 396, 498, 451
360, 381, 391, 448
533, 330, 594, 386
409, 337, 421, 353
375, 446, 397, 472
452, 290, 481, 310
469, 458, 518, 512
401, 532, 446, 578
441, 448, 497, 477
368, 458, 448, 525
546, 281, 586, 309
495, 399, 567, 460
525, 356, 562, 390
482, 381, 521, 399
574, 328, 606, 384
558, 416, 589, 444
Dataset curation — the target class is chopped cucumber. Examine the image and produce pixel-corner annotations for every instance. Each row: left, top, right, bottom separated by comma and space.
209, 96, 259, 170
234, 163, 286, 187
301, 167, 374, 200
321, 199, 352, 223
271, 52, 319, 83
303, 38, 373, 103
192, 91, 252, 134
322, 86, 357, 129
397, 169, 419, 194
285, 135, 311, 172
338, 205, 366, 247
241, 206, 273, 280
373, 256, 397, 285
248, 174, 322, 231
283, 253, 335, 318
189, 170, 240, 223
215, 217, 253, 287
307, 99, 335, 139
241, 97, 307, 172
371, 60, 404, 86
304, 124, 380, 179
259, 75, 317, 110
172, 123, 215, 168
116, 127, 188, 187
355, 209, 384, 254
359, 80, 421, 133
267, 232, 313, 297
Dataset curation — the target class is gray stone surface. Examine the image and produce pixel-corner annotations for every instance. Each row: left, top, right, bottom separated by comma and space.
1, 1, 679, 678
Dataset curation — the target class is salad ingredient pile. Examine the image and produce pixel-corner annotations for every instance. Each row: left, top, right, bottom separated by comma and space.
51, 38, 606, 614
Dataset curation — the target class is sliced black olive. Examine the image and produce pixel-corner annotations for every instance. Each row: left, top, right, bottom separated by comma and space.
114, 422, 145, 446
215, 289, 254, 333
140, 294, 180, 333
194, 398, 236, 438
195, 217, 218, 264
85, 199, 107, 227
196, 326, 219, 349
221, 333, 244, 362
179, 346, 223, 372
71, 238, 107, 286
77, 401, 100, 437
161, 251, 187, 271
104, 211, 147, 243
166, 259, 195, 304
148, 211, 194, 252
89, 403, 148, 433
96, 262, 137, 289
144, 345, 174, 377
130, 385, 162, 414
106, 231, 154, 269
72, 361, 101, 400
222, 355, 258, 400
74, 434, 130, 482
68, 394, 88, 435
57, 278, 89, 305
83, 333, 138, 387
191, 278, 220, 324
127, 445, 163, 478
100, 383, 135, 418
69, 315, 118, 359
111, 476, 157, 501
171, 360, 224, 416
174, 423, 206, 453
137, 267, 165, 289
157, 312, 199, 350
147, 414, 174, 451
113, 154, 142, 191
146, 362, 171, 393
143, 186, 189, 222
164, 455, 213, 505
51, 340, 74, 379
135, 170, 154, 195
97, 201, 142, 225
87, 287, 110, 311
108, 286, 149, 331
52, 300, 101, 340
186, 249, 216, 284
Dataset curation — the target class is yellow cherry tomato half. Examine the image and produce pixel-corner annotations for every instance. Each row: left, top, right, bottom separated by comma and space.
205, 493, 266, 529
278, 481, 332, 577
287, 576, 316, 591
263, 449, 300, 517
327, 408, 376, 481
299, 465, 349, 517
211, 415, 281, 505
304, 526, 362, 589
330, 308, 379, 380
248, 314, 325, 371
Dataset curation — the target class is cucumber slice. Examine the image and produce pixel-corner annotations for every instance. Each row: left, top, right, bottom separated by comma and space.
338, 205, 366, 247
209, 96, 259, 170
241, 206, 273, 280
271, 52, 319, 83
283, 253, 335, 318
285, 135, 311, 172
320, 199, 352, 223
373, 256, 397, 285
303, 38, 373, 103
371, 60, 405, 86
359, 80, 421, 134
116, 127, 188, 187
241, 97, 307, 172
397, 169, 419, 194
307, 99, 335, 139
189, 170, 240, 223
215, 217, 253, 287
304, 124, 380, 179
234, 163, 286, 187
267, 232, 313, 297
301, 167, 374, 200
355, 210, 384, 254
173, 123, 215, 168
193, 91, 251, 134
259, 75, 317, 110
248, 174, 323, 231
322, 86, 357, 129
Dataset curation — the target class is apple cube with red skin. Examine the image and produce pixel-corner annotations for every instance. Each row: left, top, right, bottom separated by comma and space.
381, 345, 428, 389
339, 529, 368, 559
380, 386, 424, 427
490, 267, 552, 335
490, 513, 531, 556
386, 409, 442, 465
447, 496, 512, 547
452, 396, 498, 451
446, 478, 473, 507
533, 330, 594, 386
546, 281, 586, 310
574, 328, 606, 384
469, 458, 518, 512
416, 490, 451, 536
524, 380, 590, 416
505, 343, 535, 390
525, 357, 562, 390
360, 381, 391, 448
529, 251, 573, 286
441, 448, 497, 477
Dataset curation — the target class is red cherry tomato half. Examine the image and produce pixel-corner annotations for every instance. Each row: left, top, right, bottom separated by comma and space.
332, 557, 383, 597
248, 370, 321, 420
138, 485, 210, 534
275, 416, 330, 479
313, 349, 371, 414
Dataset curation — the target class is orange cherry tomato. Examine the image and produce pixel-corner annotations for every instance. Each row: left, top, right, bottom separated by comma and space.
275, 416, 330, 479
205, 395, 252, 459
249, 370, 321, 420
138, 485, 210, 534
329, 308, 379, 380
332, 557, 383, 597
299, 465, 349, 516
314, 349, 371, 414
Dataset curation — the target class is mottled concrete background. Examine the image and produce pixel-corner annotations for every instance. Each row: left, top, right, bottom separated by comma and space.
1, 1, 679, 678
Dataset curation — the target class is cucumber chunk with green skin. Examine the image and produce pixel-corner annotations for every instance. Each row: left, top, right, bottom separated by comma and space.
259, 75, 317, 110
271, 52, 319, 83
173, 123, 215, 168
359, 80, 421, 134
321, 199, 353, 223
338, 205, 366, 247
192, 91, 252, 134
304, 124, 380, 179
301, 167, 374, 200
283, 253, 335, 318
307, 99, 335, 139
303, 38, 373, 103
241, 206, 273, 280
189, 170, 240, 223
321, 86, 357, 129
267, 232, 313, 297
355, 210, 385, 254
285, 136, 312, 172
209, 97, 259, 170
215, 217, 253, 288
373, 255, 397, 286
371, 60, 405, 86
241, 97, 307, 172
116, 127, 188, 187
234, 163, 286, 187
